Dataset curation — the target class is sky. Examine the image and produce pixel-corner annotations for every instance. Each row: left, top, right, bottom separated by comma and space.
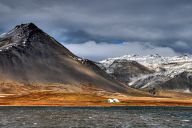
0, 0, 192, 61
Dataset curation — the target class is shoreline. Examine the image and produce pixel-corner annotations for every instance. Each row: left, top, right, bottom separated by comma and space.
0, 91, 192, 107
1, 99, 192, 107
0, 105, 192, 107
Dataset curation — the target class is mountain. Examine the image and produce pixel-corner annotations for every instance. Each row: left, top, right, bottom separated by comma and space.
99, 54, 192, 94
0, 23, 131, 94
99, 59, 153, 85
160, 71, 192, 92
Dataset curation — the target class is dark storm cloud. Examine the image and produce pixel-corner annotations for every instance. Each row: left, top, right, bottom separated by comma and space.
59, 30, 97, 43
0, 0, 192, 59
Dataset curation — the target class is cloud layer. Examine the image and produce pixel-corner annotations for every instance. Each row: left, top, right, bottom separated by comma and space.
0, 0, 192, 60
65, 41, 178, 61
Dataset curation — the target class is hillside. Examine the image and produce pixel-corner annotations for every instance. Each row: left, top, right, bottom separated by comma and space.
99, 54, 192, 94
0, 23, 135, 94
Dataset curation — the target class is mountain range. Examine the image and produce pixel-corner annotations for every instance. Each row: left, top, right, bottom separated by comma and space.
99, 54, 192, 94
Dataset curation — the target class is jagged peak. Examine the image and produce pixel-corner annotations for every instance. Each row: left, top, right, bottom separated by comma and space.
1, 23, 44, 38
0, 23, 75, 58
0, 23, 46, 51
13, 23, 43, 34
15, 23, 39, 30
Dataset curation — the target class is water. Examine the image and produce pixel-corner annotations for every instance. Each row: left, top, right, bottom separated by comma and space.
0, 106, 191, 128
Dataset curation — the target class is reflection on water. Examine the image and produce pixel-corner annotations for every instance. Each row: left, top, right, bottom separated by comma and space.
0, 106, 191, 128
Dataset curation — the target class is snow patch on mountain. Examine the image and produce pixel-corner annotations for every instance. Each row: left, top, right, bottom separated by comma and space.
100, 54, 192, 70
99, 54, 192, 89
0, 33, 6, 38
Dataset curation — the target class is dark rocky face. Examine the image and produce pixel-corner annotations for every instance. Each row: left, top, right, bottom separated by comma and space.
160, 71, 192, 91
106, 59, 153, 84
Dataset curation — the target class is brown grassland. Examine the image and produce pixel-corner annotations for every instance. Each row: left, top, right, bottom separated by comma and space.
0, 80, 192, 106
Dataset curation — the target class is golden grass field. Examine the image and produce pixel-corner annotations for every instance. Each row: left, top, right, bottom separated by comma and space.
0, 80, 192, 106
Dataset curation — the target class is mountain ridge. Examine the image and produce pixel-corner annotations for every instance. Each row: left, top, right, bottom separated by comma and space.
0, 23, 134, 94
99, 54, 192, 93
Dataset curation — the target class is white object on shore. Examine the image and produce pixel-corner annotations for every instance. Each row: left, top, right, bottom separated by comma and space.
113, 98, 120, 103
107, 98, 120, 103
107, 99, 114, 103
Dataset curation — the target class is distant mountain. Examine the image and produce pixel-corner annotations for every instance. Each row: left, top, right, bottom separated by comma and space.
99, 54, 192, 93
99, 59, 153, 84
0, 23, 132, 94
160, 71, 192, 92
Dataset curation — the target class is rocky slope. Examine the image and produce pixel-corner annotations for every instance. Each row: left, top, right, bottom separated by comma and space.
0, 23, 132, 94
99, 54, 192, 93
99, 59, 153, 85
160, 71, 192, 92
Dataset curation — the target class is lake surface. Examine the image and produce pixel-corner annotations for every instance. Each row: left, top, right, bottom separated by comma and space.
0, 106, 191, 128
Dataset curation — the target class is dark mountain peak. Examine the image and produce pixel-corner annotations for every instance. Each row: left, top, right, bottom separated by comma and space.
0, 23, 44, 42
0, 23, 46, 50
14, 23, 42, 33
15, 23, 36, 29
12, 23, 44, 38
0, 23, 76, 58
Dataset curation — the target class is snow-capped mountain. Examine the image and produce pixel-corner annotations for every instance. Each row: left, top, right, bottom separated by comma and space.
100, 54, 192, 71
99, 54, 192, 93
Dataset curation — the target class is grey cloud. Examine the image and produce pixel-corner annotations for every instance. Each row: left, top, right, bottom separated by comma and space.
0, 0, 192, 59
